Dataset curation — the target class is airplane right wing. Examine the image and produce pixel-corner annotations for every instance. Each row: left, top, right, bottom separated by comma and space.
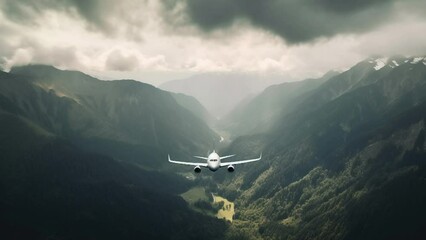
220, 154, 235, 160
168, 155, 208, 167
220, 153, 262, 167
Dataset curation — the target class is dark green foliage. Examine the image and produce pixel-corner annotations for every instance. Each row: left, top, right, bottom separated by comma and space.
0, 68, 227, 240
259, 222, 296, 240
219, 57, 426, 240
344, 166, 426, 240
2, 57, 426, 240
1, 65, 219, 168
0, 115, 227, 240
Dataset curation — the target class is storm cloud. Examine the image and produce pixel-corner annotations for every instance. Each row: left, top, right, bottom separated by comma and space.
165, 0, 425, 43
0, 0, 141, 36
0, 0, 425, 84
2, 0, 425, 44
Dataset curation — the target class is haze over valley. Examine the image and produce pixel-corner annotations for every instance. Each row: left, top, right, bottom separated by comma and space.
1, 1, 426, 240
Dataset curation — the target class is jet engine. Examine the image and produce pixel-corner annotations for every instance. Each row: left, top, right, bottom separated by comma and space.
194, 166, 201, 173
227, 165, 235, 172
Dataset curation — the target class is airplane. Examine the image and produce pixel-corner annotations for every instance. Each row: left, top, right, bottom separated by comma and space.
168, 150, 262, 173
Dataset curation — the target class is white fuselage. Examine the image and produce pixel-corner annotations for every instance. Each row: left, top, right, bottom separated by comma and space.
168, 150, 261, 173
207, 152, 221, 171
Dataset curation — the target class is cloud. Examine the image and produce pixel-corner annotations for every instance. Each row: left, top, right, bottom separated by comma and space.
311, 0, 390, 13
164, 0, 425, 44
0, 0, 425, 85
2, 0, 425, 45
0, 0, 145, 37
5, 48, 33, 68
354, 19, 426, 56
105, 50, 139, 71
1, 40, 84, 71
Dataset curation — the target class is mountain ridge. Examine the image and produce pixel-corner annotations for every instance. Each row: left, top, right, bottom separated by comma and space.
0, 109, 227, 240
2, 56, 426, 239
216, 56, 426, 240
159, 72, 292, 118
221, 70, 339, 137
1, 65, 220, 167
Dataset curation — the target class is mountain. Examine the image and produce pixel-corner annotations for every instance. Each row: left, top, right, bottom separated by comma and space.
0, 66, 229, 239
221, 71, 339, 137
159, 72, 291, 118
2, 56, 426, 239
171, 92, 215, 126
215, 56, 426, 239
0, 110, 227, 240
2, 65, 219, 167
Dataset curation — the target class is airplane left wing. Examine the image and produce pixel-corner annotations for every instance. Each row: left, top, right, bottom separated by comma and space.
220, 153, 262, 166
193, 156, 209, 160
168, 155, 208, 167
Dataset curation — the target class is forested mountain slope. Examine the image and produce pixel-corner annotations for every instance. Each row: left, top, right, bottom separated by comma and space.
2, 65, 219, 167
0, 110, 226, 239
222, 71, 338, 137
218, 56, 426, 240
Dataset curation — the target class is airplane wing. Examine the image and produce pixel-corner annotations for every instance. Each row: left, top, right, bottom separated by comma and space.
220, 154, 235, 160
193, 156, 209, 160
168, 155, 208, 167
220, 153, 262, 167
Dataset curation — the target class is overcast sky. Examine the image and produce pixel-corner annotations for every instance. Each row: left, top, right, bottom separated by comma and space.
1, 0, 425, 85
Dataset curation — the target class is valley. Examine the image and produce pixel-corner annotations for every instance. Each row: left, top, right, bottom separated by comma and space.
1, 1, 425, 239
212, 56, 426, 240
1, 56, 425, 240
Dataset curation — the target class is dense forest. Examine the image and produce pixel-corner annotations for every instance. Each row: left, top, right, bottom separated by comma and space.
0, 68, 226, 239
1, 56, 426, 240
216, 56, 426, 240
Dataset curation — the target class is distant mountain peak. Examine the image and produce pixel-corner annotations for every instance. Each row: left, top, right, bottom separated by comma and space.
10, 64, 97, 83
365, 56, 426, 71
10, 64, 60, 73
322, 70, 341, 79
368, 57, 388, 70
410, 56, 426, 65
